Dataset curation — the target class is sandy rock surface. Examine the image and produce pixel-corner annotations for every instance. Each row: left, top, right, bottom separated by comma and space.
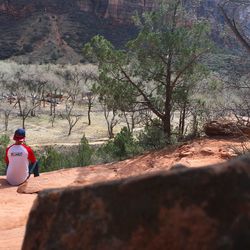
0, 137, 248, 249
22, 155, 250, 250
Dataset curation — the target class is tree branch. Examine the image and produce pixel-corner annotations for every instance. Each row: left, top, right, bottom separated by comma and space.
119, 66, 164, 119
219, 3, 250, 53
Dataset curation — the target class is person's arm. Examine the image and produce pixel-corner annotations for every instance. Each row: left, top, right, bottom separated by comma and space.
24, 145, 39, 177
28, 150, 36, 164
4, 147, 10, 175
5, 147, 10, 165
23, 144, 37, 164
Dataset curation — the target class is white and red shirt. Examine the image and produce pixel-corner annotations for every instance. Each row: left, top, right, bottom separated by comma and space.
5, 144, 36, 186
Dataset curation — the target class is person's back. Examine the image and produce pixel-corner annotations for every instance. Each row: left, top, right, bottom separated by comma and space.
5, 128, 38, 186
6, 143, 35, 185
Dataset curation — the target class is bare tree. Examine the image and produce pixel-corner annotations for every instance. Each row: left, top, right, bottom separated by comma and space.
62, 101, 82, 136
0, 103, 12, 131
218, 1, 250, 129
101, 102, 119, 139
2, 65, 48, 128
58, 66, 91, 135
84, 71, 98, 126
219, 0, 250, 53
82, 91, 96, 126
45, 82, 64, 126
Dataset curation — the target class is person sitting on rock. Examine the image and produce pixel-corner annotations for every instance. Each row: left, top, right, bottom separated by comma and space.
5, 128, 39, 186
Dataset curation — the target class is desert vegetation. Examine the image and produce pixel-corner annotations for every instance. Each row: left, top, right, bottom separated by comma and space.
0, 0, 249, 174
84, 1, 249, 138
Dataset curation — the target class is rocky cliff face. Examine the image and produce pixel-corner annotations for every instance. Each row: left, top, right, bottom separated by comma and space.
0, 0, 155, 20
78, 0, 156, 21
0, 0, 147, 63
0, 0, 245, 63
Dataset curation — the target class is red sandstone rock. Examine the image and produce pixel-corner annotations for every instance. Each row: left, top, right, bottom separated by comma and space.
200, 147, 214, 155
2, 138, 249, 250
22, 155, 250, 250
204, 120, 250, 137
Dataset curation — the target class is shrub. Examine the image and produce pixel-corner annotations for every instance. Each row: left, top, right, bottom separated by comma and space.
0, 134, 10, 175
230, 140, 250, 156
112, 127, 141, 159
38, 146, 62, 172
37, 135, 94, 172
77, 135, 93, 166
137, 119, 167, 150
96, 127, 142, 162
95, 140, 116, 163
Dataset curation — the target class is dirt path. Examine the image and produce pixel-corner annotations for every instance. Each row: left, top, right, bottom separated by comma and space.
29, 139, 108, 147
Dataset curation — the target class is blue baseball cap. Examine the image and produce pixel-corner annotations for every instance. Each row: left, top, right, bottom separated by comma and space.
13, 128, 26, 142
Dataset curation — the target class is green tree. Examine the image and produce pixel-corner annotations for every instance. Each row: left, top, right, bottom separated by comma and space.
84, 0, 212, 141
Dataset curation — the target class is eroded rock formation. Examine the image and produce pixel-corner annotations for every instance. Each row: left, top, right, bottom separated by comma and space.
204, 120, 250, 137
0, 0, 244, 62
0, 0, 143, 62
0, 0, 154, 20
22, 155, 250, 250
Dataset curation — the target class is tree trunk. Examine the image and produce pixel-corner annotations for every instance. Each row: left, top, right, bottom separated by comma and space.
162, 114, 171, 139
123, 111, 131, 132
192, 113, 198, 137
50, 99, 53, 116
87, 103, 91, 125
68, 126, 72, 136
163, 83, 172, 140
17, 100, 23, 116
53, 90, 57, 117
51, 114, 55, 127
164, 52, 173, 140
180, 102, 187, 138
178, 110, 182, 137
108, 125, 114, 139
53, 102, 56, 117
22, 116, 25, 129
4, 111, 10, 131
131, 112, 135, 132
42, 89, 46, 108
31, 110, 35, 117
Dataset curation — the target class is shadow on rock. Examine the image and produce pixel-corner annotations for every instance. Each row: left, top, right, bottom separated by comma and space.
0, 178, 11, 189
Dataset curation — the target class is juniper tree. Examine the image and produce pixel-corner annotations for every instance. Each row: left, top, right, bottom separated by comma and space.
84, 0, 212, 141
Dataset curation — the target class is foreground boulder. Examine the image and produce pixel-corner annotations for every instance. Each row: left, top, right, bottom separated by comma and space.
22, 155, 250, 250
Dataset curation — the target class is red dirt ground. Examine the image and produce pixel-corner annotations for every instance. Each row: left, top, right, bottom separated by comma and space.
0, 137, 247, 250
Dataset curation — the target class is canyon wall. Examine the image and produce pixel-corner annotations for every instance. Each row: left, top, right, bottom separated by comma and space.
0, 0, 156, 21
0, 0, 246, 63
0, 0, 151, 62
